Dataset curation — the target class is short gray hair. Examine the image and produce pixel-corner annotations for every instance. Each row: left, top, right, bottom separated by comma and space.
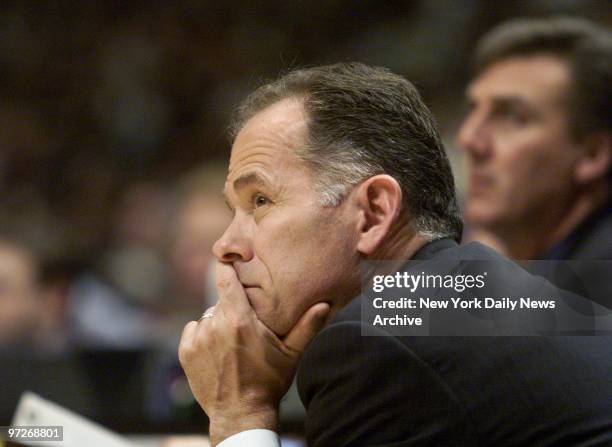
231, 62, 463, 242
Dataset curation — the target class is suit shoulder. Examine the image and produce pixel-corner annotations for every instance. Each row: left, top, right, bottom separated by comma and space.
297, 322, 478, 446
571, 209, 612, 259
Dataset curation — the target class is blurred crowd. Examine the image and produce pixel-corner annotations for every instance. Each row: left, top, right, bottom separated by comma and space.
0, 161, 230, 432
0, 0, 610, 434
0, 163, 229, 353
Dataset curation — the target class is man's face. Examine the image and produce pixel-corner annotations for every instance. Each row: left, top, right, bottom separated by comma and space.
457, 55, 583, 230
213, 98, 360, 336
172, 194, 230, 305
0, 243, 38, 344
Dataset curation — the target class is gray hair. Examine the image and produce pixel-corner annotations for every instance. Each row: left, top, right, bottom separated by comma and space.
231, 62, 463, 242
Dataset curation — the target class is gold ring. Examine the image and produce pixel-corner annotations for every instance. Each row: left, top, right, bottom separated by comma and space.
197, 313, 214, 322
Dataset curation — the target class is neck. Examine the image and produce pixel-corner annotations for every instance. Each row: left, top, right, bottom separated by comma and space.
484, 182, 609, 259
372, 215, 431, 261
331, 217, 432, 315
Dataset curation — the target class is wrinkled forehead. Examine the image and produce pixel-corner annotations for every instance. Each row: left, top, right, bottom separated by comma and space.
226, 98, 310, 183
232, 98, 307, 152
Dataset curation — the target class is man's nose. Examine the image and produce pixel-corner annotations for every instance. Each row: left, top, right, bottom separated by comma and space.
457, 112, 492, 161
212, 216, 253, 263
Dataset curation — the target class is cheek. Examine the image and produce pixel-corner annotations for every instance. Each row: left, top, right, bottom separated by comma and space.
248, 219, 308, 323
492, 135, 577, 219
284, 222, 356, 295
243, 287, 269, 318
466, 134, 546, 222
494, 132, 555, 192
254, 213, 356, 330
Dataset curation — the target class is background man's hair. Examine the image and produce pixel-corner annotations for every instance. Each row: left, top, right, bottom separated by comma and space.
473, 16, 612, 138
230, 62, 463, 242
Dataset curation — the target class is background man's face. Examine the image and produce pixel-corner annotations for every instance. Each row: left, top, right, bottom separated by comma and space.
0, 243, 39, 344
457, 55, 583, 230
172, 194, 230, 306
213, 98, 360, 336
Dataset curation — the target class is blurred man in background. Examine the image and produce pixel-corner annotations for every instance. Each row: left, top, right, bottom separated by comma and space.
0, 237, 69, 354
147, 165, 230, 427
457, 17, 612, 305
458, 17, 611, 263
67, 181, 170, 350
170, 165, 230, 319
0, 239, 41, 348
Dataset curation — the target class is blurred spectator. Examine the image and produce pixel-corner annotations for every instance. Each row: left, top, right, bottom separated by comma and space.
0, 238, 69, 354
169, 164, 230, 317
0, 239, 40, 348
145, 164, 229, 426
457, 17, 611, 303
458, 17, 611, 260
105, 180, 172, 306
67, 181, 172, 349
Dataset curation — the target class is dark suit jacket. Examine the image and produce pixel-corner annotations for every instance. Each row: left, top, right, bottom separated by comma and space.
297, 240, 612, 446
533, 203, 612, 306
542, 202, 612, 261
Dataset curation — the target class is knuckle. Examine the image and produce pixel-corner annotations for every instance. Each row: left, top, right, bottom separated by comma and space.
231, 316, 252, 338
178, 345, 191, 366
216, 276, 231, 290
205, 305, 216, 315
234, 321, 248, 335
180, 322, 189, 334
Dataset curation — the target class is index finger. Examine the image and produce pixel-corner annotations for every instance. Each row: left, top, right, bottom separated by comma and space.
215, 261, 252, 316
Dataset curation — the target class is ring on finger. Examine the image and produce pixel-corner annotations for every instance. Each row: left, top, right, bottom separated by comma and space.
197, 312, 214, 322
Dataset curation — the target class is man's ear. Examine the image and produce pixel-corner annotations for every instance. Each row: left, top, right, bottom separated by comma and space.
353, 175, 402, 256
575, 132, 611, 185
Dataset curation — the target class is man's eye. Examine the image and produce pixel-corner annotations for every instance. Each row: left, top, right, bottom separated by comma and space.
252, 194, 269, 208
492, 107, 529, 125
464, 100, 476, 114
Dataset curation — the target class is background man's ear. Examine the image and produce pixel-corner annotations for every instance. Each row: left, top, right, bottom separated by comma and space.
354, 175, 402, 256
575, 133, 611, 184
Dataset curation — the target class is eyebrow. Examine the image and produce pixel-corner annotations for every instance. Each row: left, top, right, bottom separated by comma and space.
223, 171, 269, 209
467, 89, 533, 109
490, 96, 531, 108
233, 172, 268, 192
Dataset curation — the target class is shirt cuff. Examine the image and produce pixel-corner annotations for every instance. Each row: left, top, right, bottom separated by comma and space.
217, 429, 281, 447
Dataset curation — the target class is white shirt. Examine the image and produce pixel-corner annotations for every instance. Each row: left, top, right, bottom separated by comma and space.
218, 429, 280, 447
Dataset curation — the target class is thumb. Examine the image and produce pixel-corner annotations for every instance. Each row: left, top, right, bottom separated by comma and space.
283, 302, 331, 354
